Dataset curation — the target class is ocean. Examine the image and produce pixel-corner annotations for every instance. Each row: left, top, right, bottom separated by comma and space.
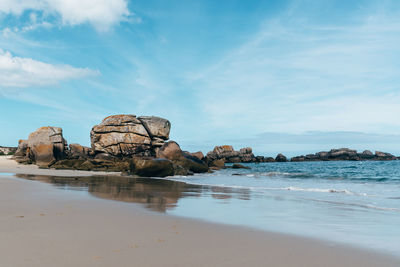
10, 160, 400, 256
167, 161, 400, 255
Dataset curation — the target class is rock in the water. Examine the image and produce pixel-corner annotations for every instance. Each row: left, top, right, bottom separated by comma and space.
90, 114, 171, 157
263, 157, 275, 162
290, 148, 398, 162
189, 151, 204, 161
206, 145, 258, 164
130, 158, 174, 177
275, 153, 288, 162
231, 163, 251, 169
209, 159, 225, 169
375, 151, 396, 160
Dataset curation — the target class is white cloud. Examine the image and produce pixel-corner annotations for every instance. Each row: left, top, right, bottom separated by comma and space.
0, 50, 99, 87
0, 0, 130, 31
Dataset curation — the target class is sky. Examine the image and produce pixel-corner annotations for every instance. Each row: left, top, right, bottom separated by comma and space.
1, 0, 400, 157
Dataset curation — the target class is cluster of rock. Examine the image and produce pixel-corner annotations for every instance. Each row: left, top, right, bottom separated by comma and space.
0, 146, 17, 155
205, 145, 275, 167
14, 115, 398, 178
291, 148, 397, 162
14, 115, 209, 177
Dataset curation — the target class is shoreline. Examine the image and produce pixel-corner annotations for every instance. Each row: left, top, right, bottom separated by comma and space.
1, 156, 400, 266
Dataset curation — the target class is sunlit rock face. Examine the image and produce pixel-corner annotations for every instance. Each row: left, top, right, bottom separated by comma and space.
14, 126, 67, 167
90, 114, 171, 157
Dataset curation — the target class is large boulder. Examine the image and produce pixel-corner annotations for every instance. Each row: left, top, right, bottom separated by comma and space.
90, 115, 171, 157
14, 140, 29, 158
275, 153, 288, 162
129, 158, 174, 177
157, 141, 209, 174
14, 127, 67, 167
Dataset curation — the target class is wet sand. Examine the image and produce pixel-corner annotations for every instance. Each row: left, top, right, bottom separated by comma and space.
0, 156, 121, 176
1, 157, 400, 267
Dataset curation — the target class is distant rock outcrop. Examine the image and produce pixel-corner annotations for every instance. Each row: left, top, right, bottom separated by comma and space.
206, 145, 256, 164
205, 145, 276, 167
0, 146, 17, 155
291, 148, 397, 162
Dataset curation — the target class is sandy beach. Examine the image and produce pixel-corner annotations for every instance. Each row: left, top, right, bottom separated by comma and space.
1, 156, 400, 267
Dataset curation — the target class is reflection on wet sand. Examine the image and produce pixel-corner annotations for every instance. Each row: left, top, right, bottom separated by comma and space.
14, 174, 251, 212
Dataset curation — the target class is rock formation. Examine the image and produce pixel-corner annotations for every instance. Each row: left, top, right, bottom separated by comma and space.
206, 145, 255, 164
157, 141, 209, 175
291, 148, 397, 162
14, 127, 67, 167
275, 153, 288, 162
90, 115, 170, 158
205, 145, 274, 166
13, 114, 210, 177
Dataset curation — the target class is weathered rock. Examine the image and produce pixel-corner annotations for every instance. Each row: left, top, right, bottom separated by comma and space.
156, 141, 182, 160
206, 145, 258, 164
209, 159, 225, 169
177, 153, 209, 173
51, 158, 130, 172
375, 151, 396, 160
137, 116, 171, 140
94, 153, 114, 160
275, 153, 288, 162
14, 140, 29, 158
263, 157, 276, 162
14, 127, 67, 167
31, 144, 56, 167
130, 158, 174, 177
157, 141, 209, 174
189, 151, 204, 161
290, 148, 398, 162
69, 143, 91, 159
90, 114, 170, 157
231, 163, 251, 169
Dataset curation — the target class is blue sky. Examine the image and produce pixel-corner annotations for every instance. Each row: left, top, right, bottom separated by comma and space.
1, 0, 400, 156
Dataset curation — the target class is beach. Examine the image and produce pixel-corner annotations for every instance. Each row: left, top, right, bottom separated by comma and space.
1, 156, 400, 267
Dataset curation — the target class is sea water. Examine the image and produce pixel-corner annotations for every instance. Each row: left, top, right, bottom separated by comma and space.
167, 161, 400, 255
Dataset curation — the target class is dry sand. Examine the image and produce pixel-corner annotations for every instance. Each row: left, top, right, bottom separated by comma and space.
1, 156, 399, 267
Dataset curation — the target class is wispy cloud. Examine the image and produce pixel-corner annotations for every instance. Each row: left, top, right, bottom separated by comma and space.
0, 49, 99, 88
186, 2, 400, 136
0, 0, 131, 32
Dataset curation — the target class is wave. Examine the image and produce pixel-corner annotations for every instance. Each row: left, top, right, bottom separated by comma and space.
231, 171, 400, 183
282, 186, 367, 196
307, 198, 400, 213
167, 177, 369, 197
232, 172, 315, 178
